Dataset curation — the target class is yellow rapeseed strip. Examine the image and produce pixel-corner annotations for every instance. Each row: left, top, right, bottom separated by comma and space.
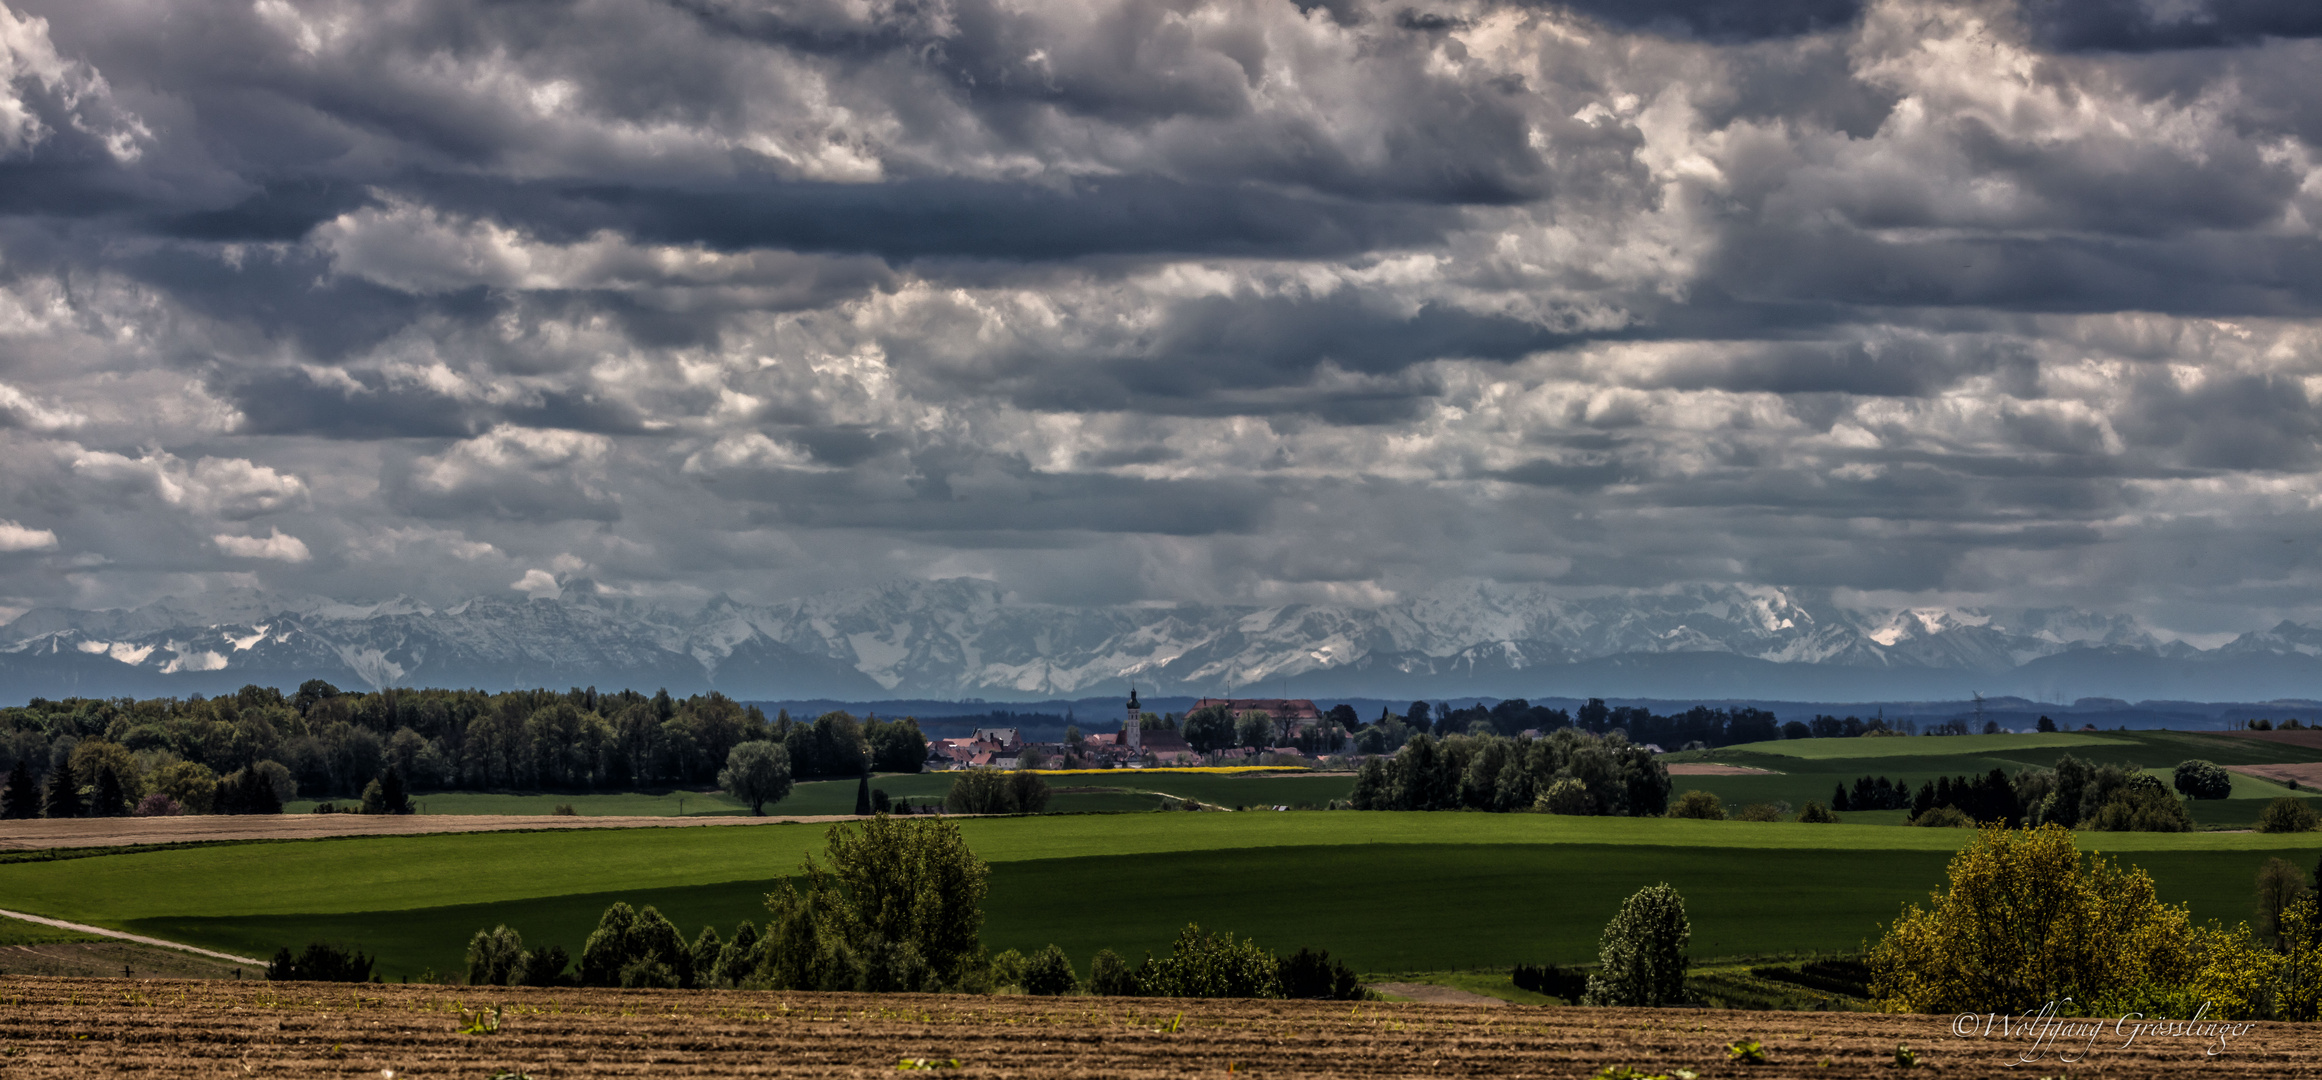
1022, 766, 1311, 775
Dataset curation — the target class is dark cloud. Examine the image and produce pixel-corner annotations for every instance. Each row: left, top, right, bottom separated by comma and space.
2023, 0, 2322, 52
438, 175, 1469, 260
1555, 0, 1864, 42
157, 180, 379, 242
0, 0, 2319, 629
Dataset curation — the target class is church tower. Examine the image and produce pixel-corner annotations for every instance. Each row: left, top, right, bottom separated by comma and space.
1125, 687, 1142, 752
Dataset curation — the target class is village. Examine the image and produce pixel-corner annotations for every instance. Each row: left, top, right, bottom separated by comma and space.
925, 693, 1349, 771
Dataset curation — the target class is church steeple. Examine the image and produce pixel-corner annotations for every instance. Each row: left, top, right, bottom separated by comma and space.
1125, 686, 1142, 753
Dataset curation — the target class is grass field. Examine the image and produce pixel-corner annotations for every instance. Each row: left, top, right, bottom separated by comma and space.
4, 811, 2318, 979
0, 913, 97, 946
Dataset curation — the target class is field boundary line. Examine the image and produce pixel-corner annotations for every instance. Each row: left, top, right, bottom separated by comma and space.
0, 907, 263, 966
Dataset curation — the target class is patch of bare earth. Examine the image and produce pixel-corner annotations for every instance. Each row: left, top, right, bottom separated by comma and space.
1666, 763, 1778, 776
0, 813, 864, 851
1, 979, 2316, 1078
2230, 763, 2322, 787
1363, 981, 1507, 1006
0, 941, 248, 980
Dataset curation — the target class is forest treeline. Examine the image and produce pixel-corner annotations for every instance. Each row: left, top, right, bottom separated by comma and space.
0, 681, 924, 816
1348, 729, 1672, 815
1345, 698, 1786, 755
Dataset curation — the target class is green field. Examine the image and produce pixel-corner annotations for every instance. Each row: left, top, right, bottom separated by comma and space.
0, 913, 97, 946
3, 812, 2318, 979
1659, 729, 2322, 831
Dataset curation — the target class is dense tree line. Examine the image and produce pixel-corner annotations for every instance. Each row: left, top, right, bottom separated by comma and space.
1832, 776, 1911, 811
0, 682, 924, 816
1831, 756, 2203, 832
1348, 730, 1671, 816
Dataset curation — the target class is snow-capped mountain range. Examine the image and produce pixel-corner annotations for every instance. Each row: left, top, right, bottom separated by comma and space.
4, 579, 2320, 703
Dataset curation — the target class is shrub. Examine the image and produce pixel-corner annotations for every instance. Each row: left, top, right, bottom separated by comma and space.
1089, 949, 1137, 996
1512, 962, 1590, 1001
2258, 797, 2321, 834
578, 902, 694, 988
862, 938, 933, 992
516, 945, 570, 987
1022, 944, 1080, 996
467, 925, 526, 986
132, 792, 182, 817
1277, 947, 1363, 1000
1796, 801, 1837, 824
2085, 778, 2192, 832
1667, 790, 1725, 821
945, 769, 1015, 814
2281, 895, 2322, 1021
1910, 806, 1972, 828
1136, 924, 1282, 999
268, 941, 375, 982
2173, 760, 2233, 800
745, 816, 990, 993
1868, 825, 2199, 1013
990, 948, 1028, 989
620, 959, 680, 988
1008, 769, 1051, 814
1536, 777, 1592, 815
1734, 802, 1782, 822
1582, 883, 1691, 1007
2260, 857, 2315, 945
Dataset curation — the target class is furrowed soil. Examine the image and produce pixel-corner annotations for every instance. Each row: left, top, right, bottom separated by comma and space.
2, 979, 2317, 1079
0, 814, 860, 851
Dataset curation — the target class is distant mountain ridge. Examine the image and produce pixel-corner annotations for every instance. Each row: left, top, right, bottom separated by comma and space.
3, 578, 2319, 703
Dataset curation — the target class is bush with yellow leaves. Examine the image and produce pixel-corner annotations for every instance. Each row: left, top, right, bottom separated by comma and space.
1871, 823, 2317, 1020
1869, 824, 2198, 1014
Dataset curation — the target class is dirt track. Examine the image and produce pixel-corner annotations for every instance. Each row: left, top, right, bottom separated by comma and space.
1665, 764, 1778, 776
2229, 762, 2322, 788
1, 978, 2317, 1078
0, 813, 864, 850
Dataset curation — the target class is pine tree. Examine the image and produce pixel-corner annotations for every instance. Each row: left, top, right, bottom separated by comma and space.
379, 766, 411, 814
854, 774, 873, 816
43, 756, 83, 819
91, 767, 127, 817
1, 759, 38, 819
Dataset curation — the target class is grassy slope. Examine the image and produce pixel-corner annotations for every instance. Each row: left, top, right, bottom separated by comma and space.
0, 913, 98, 946
1667, 730, 2322, 822
5, 812, 2320, 978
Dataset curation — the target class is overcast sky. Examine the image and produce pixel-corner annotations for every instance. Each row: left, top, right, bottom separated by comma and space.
1, 0, 2320, 636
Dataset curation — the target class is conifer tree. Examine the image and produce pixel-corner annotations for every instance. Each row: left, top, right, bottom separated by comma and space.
91, 767, 127, 817
1, 759, 38, 819
855, 774, 873, 816
42, 756, 82, 819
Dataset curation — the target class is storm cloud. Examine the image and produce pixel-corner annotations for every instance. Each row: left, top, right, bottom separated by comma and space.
1, 0, 2320, 638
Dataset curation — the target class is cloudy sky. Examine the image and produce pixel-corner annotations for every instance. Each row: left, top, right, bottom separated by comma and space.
0, 0, 2319, 636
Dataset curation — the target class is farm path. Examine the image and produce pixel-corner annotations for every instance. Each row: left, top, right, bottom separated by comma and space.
0, 908, 262, 965
1, 978, 2314, 1078
0, 812, 865, 850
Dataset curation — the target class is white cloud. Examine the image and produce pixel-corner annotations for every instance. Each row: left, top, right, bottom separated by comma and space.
510, 568, 562, 599
70, 449, 310, 519
212, 527, 312, 563
0, 4, 147, 161
0, 519, 58, 552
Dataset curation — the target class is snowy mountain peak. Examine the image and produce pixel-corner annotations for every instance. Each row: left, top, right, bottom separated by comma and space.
3, 578, 2317, 703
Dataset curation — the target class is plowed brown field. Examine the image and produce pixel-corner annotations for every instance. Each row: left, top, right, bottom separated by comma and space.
2, 978, 2318, 1079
